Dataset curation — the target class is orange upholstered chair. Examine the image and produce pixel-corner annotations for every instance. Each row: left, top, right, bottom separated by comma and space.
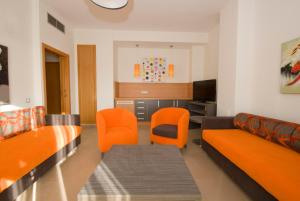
150, 107, 190, 149
96, 108, 138, 153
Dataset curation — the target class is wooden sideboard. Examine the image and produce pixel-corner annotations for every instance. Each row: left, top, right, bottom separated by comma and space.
115, 98, 190, 121
115, 82, 193, 121
115, 82, 192, 99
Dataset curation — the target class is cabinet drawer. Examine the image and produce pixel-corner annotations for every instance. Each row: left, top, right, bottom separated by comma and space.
136, 113, 148, 121
135, 100, 147, 107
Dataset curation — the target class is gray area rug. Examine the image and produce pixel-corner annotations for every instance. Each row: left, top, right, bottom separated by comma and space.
78, 145, 201, 201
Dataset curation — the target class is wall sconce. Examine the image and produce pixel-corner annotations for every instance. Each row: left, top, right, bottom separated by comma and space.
134, 63, 140, 78
168, 64, 174, 78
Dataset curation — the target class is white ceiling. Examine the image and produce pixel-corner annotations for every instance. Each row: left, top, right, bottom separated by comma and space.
43, 0, 228, 32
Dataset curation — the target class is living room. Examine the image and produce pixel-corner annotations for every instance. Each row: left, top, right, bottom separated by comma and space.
0, 0, 300, 201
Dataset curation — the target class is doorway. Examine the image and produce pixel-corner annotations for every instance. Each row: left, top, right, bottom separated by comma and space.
42, 43, 71, 114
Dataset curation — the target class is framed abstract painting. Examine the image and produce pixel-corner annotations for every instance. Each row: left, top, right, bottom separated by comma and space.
0, 45, 9, 104
142, 57, 167, 82
280, 37, 300, 93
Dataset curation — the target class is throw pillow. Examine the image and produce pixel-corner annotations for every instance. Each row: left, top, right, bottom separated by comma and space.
290, 127, 300, 153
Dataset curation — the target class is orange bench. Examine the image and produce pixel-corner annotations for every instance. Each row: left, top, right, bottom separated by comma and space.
202, 114, 300, 201
0, 107, 81, 201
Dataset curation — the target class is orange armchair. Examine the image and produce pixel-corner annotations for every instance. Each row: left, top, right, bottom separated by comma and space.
96, 108, 138, 153
150, 107, 190, 149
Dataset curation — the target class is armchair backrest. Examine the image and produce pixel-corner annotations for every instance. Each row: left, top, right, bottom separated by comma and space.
97, 108, 137, 129
152, 107, 189, 125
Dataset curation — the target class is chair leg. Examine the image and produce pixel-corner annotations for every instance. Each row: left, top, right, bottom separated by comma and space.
101, 152, 105, 158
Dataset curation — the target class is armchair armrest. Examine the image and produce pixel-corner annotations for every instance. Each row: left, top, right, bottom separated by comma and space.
202, 116, 235, 130
45, 114, 80, 126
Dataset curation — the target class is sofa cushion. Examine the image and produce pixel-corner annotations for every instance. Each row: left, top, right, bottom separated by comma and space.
233, 113, 253, 130
272, 123, 297, 147
31, 106, 46, 129
257, 118, 280, 139
0, 125, 81, 192
152, 124, 178, 139
290, 128, 300, 153
0, 109, 31, 139
247, 116, 261, 135
202, 129, 300, 201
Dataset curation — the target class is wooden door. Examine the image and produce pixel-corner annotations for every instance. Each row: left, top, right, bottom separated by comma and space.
45, 62, 61, 114
59, 56, 71, 114
42, 44, 71, 114
77, 45, 97, 124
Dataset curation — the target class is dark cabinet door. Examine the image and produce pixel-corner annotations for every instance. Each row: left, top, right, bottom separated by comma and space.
177, 100, 189, 108
135, 100, 148, 121
158, 100, 175, 109
147, 100, 159, 121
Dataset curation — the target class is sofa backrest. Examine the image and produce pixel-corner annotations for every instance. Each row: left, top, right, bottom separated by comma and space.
234, 113, 300, 153
0, 106, 46, 140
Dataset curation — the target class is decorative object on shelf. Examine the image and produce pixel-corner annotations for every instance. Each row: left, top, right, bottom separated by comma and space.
280, 36, 300, 93
168, 64, 174, 78
0, 45, 9, 104
142, 57, 167, 82
134, 63, 140, 78
90, 0, 128, 9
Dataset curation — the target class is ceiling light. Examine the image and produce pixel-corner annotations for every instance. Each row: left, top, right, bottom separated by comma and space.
90, 0, 128, 9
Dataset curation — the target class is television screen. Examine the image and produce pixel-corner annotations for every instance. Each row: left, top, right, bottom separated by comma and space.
193, 79, 216, 102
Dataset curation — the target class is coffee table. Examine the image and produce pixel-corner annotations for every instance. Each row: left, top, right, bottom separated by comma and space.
78, 145, 201, 201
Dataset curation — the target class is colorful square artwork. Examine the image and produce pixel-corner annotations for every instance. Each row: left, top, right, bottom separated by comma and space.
142, 57, 167, 82
280, 37, 300, 93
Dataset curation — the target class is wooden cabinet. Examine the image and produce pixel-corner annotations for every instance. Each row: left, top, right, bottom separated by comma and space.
158, 100, 174, 108
177, 100, 189, 108
188, 101, 217, 125
115, 100, 135, 114
135, 100, 149, 121
132, 99, 190, 121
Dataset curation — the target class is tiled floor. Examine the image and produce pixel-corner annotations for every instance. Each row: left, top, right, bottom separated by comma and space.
17, 123, 251, 201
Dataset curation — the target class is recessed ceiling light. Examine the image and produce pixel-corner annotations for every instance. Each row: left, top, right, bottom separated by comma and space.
90, 0, 128, 9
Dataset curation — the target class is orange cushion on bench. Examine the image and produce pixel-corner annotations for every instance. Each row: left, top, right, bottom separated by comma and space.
203, 129, 300, 201
0, 125, 81, 192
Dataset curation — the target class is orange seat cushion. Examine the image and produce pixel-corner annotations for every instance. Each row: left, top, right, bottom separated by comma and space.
0, 125, 81, 192
103, 127, 137, 150
203, 129, 300, 201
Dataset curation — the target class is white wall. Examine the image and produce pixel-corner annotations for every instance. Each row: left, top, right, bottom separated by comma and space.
217, 0, 238, 116
0, 0, 40, 107
39, 1, 77, 113
117, 47, 191, 83
218, 0, 300, 123
247, 0, 300, 123
205, 25, 219, 80
191, 46, 206, 81
74, 30, 208, 110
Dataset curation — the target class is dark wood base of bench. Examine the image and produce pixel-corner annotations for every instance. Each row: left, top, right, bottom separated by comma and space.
202, 140, 277, 201
0, 136, 81, 201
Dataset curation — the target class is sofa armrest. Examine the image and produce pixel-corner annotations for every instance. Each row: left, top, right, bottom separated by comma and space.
202, 116, 235, 130
45, 114, 80, 126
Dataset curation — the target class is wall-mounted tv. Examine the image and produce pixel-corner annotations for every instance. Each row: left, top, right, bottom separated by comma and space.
193, 79, 216, 102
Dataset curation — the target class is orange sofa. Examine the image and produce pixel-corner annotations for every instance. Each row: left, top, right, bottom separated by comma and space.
96, 108, 138, 153
0, 108, 81, 201
150, 107, 190, 149
202, 113, 300, 201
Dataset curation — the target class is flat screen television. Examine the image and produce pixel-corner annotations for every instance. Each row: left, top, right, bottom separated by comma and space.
193, 79, 216, 102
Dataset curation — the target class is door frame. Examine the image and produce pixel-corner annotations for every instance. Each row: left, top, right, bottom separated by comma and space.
42, 43, 71, 114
